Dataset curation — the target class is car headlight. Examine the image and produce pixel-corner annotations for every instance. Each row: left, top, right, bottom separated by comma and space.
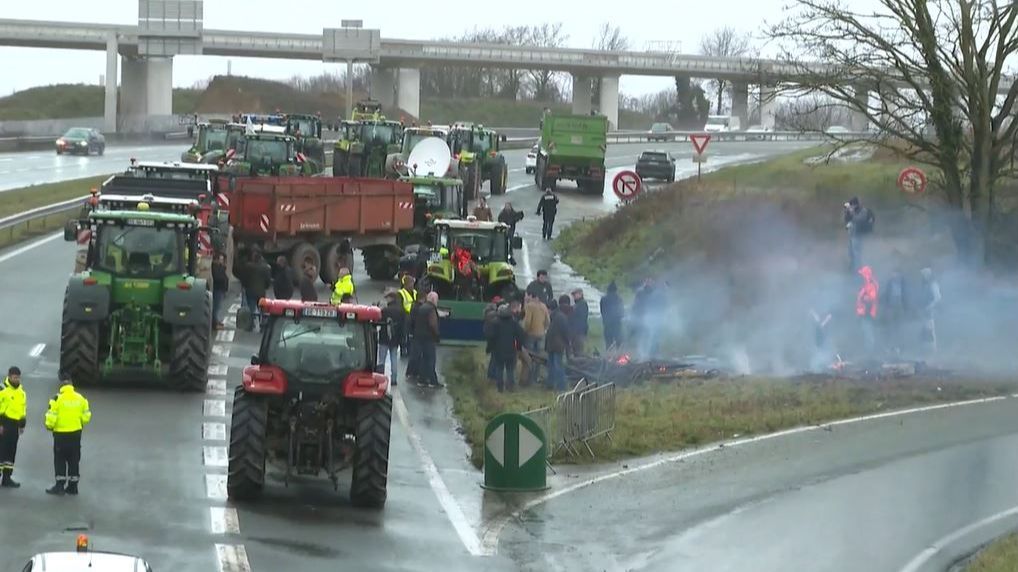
78, 141, 87, 146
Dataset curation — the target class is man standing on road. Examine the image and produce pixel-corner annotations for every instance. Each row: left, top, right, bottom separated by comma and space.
45, 373, 91, 496
526, 270, 554, 307
498, 202, 524, 242
536, 189, 560, 240
211, 253, 229, 330
521, 293, 550, 385
272, 256, 298, 300
244, 251, 272, 332
487, 305, 526, 392
398, 275, 417, 356
414, 292, 442, 388
330, 267, 356, 304
379, 290, 404, 388
919, 267, 942, 355
299, 264, 318, 302
473, 197, 494, 222
0, 367, 26, 488
545, 296, 571, 391
600, 281, 624, 351
569, 288, 590, 358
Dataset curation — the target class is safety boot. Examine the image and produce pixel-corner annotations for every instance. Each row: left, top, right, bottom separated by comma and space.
45, 481, 65, 495
1, 469, 20, 488
65, 481, 78, 495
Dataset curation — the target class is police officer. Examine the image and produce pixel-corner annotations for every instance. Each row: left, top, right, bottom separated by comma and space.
45, 373, 91, 496
0, 366, 26, 488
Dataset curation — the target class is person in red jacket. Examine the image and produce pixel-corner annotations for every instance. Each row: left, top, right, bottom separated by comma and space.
856, 265, 879, 354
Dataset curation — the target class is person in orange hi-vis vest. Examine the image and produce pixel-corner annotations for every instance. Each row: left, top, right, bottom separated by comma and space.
856, 265, 879, 354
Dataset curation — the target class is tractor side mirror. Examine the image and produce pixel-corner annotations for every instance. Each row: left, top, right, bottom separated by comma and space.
63, 220, 79, 242
250, 355, 261, 366
500, 134, 507, 142
511, 236, 523, 250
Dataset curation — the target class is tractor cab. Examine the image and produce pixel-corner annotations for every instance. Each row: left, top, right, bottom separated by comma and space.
405, 176, 466, 225
388, 127, 451, 178
425, 217, 522, 301
224, 132, 309, 177
283, 113, 326, 170
183, 119, 231, 163
333, 118, 403, 178
351, 99, 383, 121
448, 123, 509, 196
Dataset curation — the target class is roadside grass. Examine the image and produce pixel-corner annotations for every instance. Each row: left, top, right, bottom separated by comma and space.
964, 533, 1018, 572
444, 348, 1012, 468
0, 175, 107, 219
0, 84, 201, 120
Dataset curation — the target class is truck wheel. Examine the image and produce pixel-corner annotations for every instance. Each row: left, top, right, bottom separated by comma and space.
535, 156, 545, 190
350, 394, 392, 508
227, 386, 268, 501
168, 292, 211, 392
320, 241, 352, 285
60, 310, 100, 387
290, 242, 321, 278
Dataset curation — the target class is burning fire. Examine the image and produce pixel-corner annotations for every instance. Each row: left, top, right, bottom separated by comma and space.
616, 354, 631, 366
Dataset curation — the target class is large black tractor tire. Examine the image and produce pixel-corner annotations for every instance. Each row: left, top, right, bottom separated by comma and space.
290, 241, 321, 278
463, 164, 479, 203
168, 292, 211, 392
320, 241, 354, 285
350, 395, 392, 508
535, 156, 545, 190
227, 386, 269, 501
332, 149, 347, 177
60, 300, 100, 387
363, 246, 398, 281
489, 161, 507, 196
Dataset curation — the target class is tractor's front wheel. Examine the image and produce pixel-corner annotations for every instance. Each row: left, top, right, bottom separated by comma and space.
350, 395, 392, 508
332, 149, 347, 177
168, 292, 211, 392
227, 386, 269, 501
60, 313, 100, 387
489, 161, 507, 196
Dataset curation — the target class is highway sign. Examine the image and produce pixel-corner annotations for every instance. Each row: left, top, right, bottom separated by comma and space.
690, 133, 712, 155
898, 166, 927, 194
482, 413, 548, 492
612, 170, 643, 201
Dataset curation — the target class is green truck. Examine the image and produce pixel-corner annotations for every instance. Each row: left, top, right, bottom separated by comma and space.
534, 113, 608, 194
61, 206, 212, 390
447, 124, 509, 198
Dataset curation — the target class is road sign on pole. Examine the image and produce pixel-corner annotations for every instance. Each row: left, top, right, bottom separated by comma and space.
898, 166, 927, 194
612, 170, 643, 201
482, 413, 548, 492
690, 133, 712, 155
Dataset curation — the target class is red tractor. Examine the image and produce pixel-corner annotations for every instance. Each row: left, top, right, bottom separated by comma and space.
227, 300, 392, 507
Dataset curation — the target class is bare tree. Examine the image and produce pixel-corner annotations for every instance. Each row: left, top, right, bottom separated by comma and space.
770, 0, 1018, 263
591, 23, 630, 104
527, 23, 569, 102
698, 27, 752, 115
773, 94, 852, 131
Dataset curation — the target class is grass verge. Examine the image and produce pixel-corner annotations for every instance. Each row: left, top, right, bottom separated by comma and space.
0, 175, 108, 219
964, 533, 1018, 572
444, 348, 1012, 468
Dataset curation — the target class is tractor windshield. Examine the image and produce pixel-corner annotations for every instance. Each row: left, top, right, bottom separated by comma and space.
200, 127, 228, 152
290, 118, 317, 137
474, 133, 494, 154
440, 229, 507, 263
94, 223, 184, 277
360, 123, 399, 145
448, 131, 473, 155
244, 138, 291, 164
404, 131, 439, 153
265, 317, 369, 383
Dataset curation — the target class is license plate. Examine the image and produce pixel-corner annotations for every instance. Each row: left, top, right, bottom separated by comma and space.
570, 135, 583, 145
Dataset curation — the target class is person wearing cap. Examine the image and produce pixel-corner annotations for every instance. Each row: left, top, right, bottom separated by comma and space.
44, 373, 91, 496
0, 366, 26, 488
569, 288, 590, 358
379, 290, 405, 387
330, 267, 356, 305
487, 303, 526, 392
414, 292, 442, 388
843, 196, 875, 272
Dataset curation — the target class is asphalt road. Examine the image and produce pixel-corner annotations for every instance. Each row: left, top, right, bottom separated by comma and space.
0, 143, 183, 191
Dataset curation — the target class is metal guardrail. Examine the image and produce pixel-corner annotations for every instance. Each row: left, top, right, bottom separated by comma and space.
0, 195, 85, 241
523, 378, 616, 464
607, 130, 874, 144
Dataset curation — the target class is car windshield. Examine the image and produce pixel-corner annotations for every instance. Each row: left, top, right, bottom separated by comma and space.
65, 128, 90, 138
441, 229, 506, 261
265, 317, 369, 382
201, 127, 228, 151
95, 223, 182, 277
244, 138, 290, 163
360, 123, 398, 144
641, 152, 668, 160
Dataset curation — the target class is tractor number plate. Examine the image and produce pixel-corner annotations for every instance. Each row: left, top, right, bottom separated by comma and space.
126, 219, 156, 226
303, 308, 338, 318
570, 135, 583, 144
429, 253, 442, 263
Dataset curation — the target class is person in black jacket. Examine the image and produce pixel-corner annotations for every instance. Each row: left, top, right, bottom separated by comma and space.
243, 251, 272, 332
413, 292, 442, 388
272, 256, 298, 300
568, 288, 589, 357
536, 189, 559, 239
487, 304, 525, 392
378, 291, 404, 387
497, 202, 524, 242
545, 296, 571, 390
525, 270, 554, 306
600, 281, 624, 351
211, 253, 230, 330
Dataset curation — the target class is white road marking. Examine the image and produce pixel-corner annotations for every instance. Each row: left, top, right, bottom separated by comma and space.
203, 421, 226, 441
28, 343, 45, 358
519, 237, 533, 281
205, 473, 227, 500
506, 182, 533, 193
212, 344, 231, 358
0, 232, 61, 265
208, 364, 229, 376
206, 378, 228, 396
203, 399, 226, 418
228, 302, 240, 313
210, 507, 241, 535
203, 445, 228, 468
215, 329, 235, 343
215, 544, 251, 572
393, 391, 487, 556
899, 504, 1018, 572
480, 393, 1017, 554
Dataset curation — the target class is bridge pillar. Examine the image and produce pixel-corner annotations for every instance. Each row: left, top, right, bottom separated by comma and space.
370, 66, 396, 111
759, 84, 778, 130
732, 81, 749, 128
599, 74, 620, 129
396, 68, 421, 120
851, 85, 870, 132
104, 34, 118, 134
145, 56, 173, 117
119, 55, 173, 131
571, 74, 592, 116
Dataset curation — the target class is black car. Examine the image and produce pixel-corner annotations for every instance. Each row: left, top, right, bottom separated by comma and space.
635, 150, 676, 182
56, 127, 105, 156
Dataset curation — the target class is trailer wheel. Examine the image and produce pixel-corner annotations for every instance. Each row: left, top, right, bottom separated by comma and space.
168, 292, 211, 392
60, 297, 100, 387
290, 242, 321, 278
350, 394, 392, 508
320, 241, 353, 285
227, 386, 268, 501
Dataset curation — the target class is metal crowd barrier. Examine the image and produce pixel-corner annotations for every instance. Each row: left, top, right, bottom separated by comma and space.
523, 378, 616, 464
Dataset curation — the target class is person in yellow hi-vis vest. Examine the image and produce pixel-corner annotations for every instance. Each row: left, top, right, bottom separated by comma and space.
0, 366, 26, 488
44, 373, 91, 496
397, 275, 417, 356
330, 267, 356, 304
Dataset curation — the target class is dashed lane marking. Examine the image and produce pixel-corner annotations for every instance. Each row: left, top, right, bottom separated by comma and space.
519, 237, 533, 282
215, 329, 235, 343
0, 232, 61, 265
206, 378, 227, 396
203, 445, 228, 468
205, 473, 227, 500
215, 543, 251, 572
203, 399, 226, 418
212, 344, 231, 358
208, 364, 229, 377
28, 343, 45, 358
210, 507, 241, 535
203, 422, 226, 442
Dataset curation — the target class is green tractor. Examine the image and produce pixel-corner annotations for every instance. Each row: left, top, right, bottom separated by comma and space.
421, 218, 522, 343
182, 119, 245, 164
333, 119, 403, 178
284, 113, 326, 172
385, 126, 451, 178
447, 124, 509, 198
60, 205, 212, 390
221, 129, 316, 177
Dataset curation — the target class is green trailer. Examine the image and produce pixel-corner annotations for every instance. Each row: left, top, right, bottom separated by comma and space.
60, 206, 212, 390
534, 113, 608, 194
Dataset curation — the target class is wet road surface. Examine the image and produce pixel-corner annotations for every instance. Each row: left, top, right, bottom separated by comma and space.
0, 143, 183, 191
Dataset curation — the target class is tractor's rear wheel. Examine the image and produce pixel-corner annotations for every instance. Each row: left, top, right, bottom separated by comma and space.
489, 162, 506, 196
332, 149, 347, 177
168, 292, 211, 392
350, 395, 392, 508
60, 310, 100, 387
227, 386, 268, 501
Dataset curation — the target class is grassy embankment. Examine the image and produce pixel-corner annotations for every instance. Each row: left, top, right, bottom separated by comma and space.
445, 146, 1016, 467
964, 533, 1018, 572
0, 175, 107, 248
0, 84, 200, 120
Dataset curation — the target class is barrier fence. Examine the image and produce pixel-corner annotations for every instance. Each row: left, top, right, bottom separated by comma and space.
523, 377, 616, 465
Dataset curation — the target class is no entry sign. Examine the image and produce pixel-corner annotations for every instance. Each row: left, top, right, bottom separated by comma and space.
898, 166, 927, 194
612, 170, 643, 201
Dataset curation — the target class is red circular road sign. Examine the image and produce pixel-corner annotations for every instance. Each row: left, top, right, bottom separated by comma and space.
612, 170, 643, 201
898, 166, 928, 194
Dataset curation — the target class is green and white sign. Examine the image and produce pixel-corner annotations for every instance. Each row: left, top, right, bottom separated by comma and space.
482, 413, 548, 492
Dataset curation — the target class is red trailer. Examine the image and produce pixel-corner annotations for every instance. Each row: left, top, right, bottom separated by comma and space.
228, 176, 414, 284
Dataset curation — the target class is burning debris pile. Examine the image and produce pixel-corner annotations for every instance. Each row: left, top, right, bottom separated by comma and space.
550, 351, 726, 387
806, 357, 953, 381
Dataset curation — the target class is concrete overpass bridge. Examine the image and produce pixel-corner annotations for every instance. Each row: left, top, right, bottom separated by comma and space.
0, 1, 879, 132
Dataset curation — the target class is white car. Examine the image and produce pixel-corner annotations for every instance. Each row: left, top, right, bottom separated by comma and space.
744, 125, 771, 141
525, 145, 538, 174
23, 536, 153, 572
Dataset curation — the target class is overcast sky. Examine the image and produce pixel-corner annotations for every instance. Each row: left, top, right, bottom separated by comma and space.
0, 0, 785, 97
